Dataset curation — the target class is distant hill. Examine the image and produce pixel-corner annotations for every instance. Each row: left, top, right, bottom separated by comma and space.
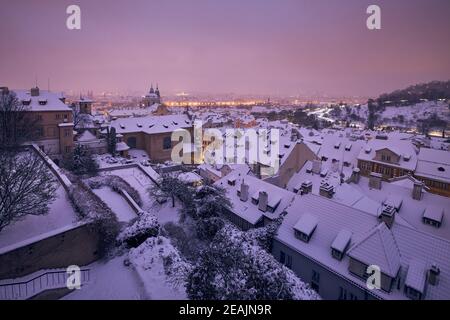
377, 80, 450, 106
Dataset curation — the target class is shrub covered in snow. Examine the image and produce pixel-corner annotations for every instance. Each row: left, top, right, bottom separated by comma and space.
86, 175, 143, 207
68, 181, 120, 258
117, 212, 159, 248
195, 217, 225, 241
129, 236, 192, 298
245, 215, 284, 252
162, 221, 205, 261
186, 224, 320, 300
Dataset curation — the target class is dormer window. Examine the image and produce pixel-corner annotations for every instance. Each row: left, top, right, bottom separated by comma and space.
38, 99, 47, 105
137, 123, 142, 128
331, 229, 352, 261
438, 167, 445, 172
227, 178, 236, 186
163, 124, 169, 129
345, 144, 352, 151
120, 124, 125, 129
293, 213, 318, 243
381, 154, 391, 162
21, 99, 31, 106
365, 147, 372, 154
334, 142, 341, 149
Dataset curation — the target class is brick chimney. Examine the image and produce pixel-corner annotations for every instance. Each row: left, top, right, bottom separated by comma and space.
312, 159, 322, 175
428, 264, 440, 286
351, 168, 360, 183
30, 86, 40, 97
369, 172, 382, 190
258, 191, 268, 212
301, 181, 313, 195
319, 183, 334, 199
380, 205, 396, 228
240, 180, 249, 202
412, 181, 424, 201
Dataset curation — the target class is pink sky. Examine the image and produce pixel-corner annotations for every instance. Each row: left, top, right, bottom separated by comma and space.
0, 0, 449, 97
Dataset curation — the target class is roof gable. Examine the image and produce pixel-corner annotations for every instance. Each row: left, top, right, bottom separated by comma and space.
347, 223, 402, 278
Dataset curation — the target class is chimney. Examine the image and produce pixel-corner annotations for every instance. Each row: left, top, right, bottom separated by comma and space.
258, 191, 268, 212
351, 168, 360, 183
428, 264, 440, 286
312, 159, 322, 175
30, 86, 40, 97
380, 205, 396, 228
301, 181, 313, 195
369, 172, 382, 190
412, 181, 423, 201
240, 181, 249, 202
319, 182, 334, 199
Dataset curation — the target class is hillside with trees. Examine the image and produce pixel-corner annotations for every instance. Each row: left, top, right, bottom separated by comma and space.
377, 80, 450, 106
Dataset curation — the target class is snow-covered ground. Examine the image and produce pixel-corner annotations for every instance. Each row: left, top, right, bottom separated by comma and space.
0, 186, 78, 252
101, 168, 181, 224
63, 255, 147, 300
92, 187, 137, 223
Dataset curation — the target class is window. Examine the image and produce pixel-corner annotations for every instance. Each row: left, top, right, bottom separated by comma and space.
65, 146, 71, 153
339, 287, 347, 300
286, 255, 292, 269
36, 114, 43, 121
163, 136, 172, 150
312, 270, 320, 283
311, 270, 320, 292
37, 127, 44, 137
55, 114, 60, 119
64, 129, 70, 137
381, 154, 391, 162
349, 293, 358, 300
280, 251, 286, 265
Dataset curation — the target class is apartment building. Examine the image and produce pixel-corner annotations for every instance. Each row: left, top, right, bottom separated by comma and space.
110, 114, 193, 163
12, 87, 74, 163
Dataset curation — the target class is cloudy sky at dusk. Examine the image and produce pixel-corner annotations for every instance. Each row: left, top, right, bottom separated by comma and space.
1, 0, 449, 97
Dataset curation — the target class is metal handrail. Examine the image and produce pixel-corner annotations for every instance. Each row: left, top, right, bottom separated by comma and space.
0, 268, 90, 300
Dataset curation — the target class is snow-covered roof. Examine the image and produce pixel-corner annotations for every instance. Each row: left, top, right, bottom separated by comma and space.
13, 89, 71, 112
77, 130, 97, 142
404, 259, 427, 293
415, 148, 450, 183
331, 229, 352, 252
276, 193, 450, 299
214, 173, 295, 225
347, 223, 402, 278
116, 141, 130, 152
351, 176, 450, 241
357, 139, 418, 171
423, 207, 444, 223
110, 114, 191, 135
293, 213, 318, 237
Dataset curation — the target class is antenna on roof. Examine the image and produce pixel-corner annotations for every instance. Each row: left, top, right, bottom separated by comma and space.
48, 78, 50, 92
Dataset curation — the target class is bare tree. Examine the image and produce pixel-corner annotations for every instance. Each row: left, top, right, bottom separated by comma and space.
148, 173, 194, 208
0, 149, 58, 232
71, 103, 91, 129
0, 90, 38, 148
